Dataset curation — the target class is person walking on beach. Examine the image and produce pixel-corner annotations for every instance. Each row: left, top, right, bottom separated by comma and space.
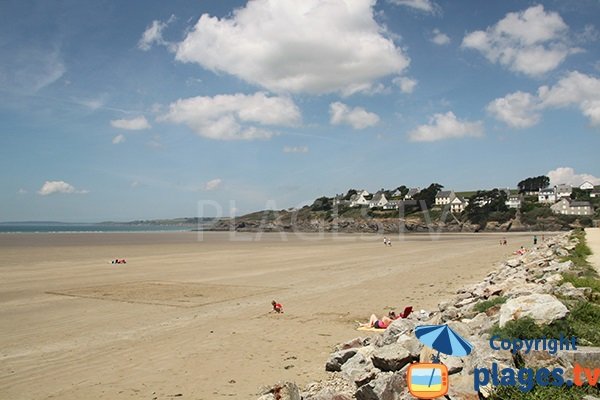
533, 235, 538, 245
383, 236, 388, 246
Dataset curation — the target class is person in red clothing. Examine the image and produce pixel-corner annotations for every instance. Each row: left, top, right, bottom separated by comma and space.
271, 300, 284, 313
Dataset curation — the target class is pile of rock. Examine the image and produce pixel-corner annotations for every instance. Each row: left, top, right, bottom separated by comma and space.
258, 232, 600, 400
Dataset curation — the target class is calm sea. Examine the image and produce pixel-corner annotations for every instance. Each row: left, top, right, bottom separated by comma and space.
0, 223, 195, 233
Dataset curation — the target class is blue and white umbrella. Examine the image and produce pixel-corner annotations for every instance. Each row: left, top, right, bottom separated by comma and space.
415, 324, 473, 357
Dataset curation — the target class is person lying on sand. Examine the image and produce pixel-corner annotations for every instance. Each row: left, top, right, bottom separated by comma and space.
360, 311, 397, 329
271, 300, 284, 313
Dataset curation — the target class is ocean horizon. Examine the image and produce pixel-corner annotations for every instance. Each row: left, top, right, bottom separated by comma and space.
0, 222, 197, 234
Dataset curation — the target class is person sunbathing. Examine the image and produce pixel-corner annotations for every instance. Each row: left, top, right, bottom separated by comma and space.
360, 311, 396, 329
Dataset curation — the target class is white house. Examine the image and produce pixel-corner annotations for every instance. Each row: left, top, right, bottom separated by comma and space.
591, 191, 600, 199
369, 191, 388, 208
505, 195, 522, 209
435, 190, 456, 206
538, 188, 556, 204
580, 181, 595, 191
550, 198, 593, 216
383, 200, 400, 210
349, 192, 370, 207
450, 197, 468, 213
405, 188, 420, 200
391, 189, 403, 198
555, 184, 572, 199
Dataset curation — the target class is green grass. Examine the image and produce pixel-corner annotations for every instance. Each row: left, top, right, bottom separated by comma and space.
488, 302, 600, 346
489, 383, 600, 399
474, 296, 507, 313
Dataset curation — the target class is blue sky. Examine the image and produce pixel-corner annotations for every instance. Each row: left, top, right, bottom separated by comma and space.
1, 0, 599, 222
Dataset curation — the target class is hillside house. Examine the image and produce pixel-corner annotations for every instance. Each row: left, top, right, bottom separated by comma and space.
538, 188, 556, 204
555, 184, 572, 199
405, 188, 420, 200
349, 192, 370, 207
369, 191, 389, 208
580, 181, 595, 191
505, 195, 522, 209
435, 190, 456, 206
550, 198, 593, 216
450, 197, 468, 213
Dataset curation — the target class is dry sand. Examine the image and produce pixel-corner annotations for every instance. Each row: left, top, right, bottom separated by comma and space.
0, 231, 540, 399
585, 228, 600, 274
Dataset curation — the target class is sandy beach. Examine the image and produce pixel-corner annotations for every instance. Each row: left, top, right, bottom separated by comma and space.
1, 231, 541, 399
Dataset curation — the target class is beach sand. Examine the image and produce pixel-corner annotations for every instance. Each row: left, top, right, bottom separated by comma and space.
586, 228, 600, 274
0, 231, 539, 399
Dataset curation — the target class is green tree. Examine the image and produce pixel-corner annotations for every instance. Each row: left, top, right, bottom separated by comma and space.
517, 175, 550, 193
310, 196, 332, 211
414, 183, 443, 210
465, 189, 509, 228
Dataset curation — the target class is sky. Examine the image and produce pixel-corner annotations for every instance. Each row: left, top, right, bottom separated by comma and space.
1, 0, 600, 222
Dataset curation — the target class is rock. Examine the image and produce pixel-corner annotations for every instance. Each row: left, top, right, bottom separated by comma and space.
503, 282, 551, 298
333, 337, 366, 352
395, 334, 423, 359
259, 382, 301, 400
554, 282, 591, 301
439, 352, 464, 375
326, 349, 358, 372
463, 336, 515, 373
506, 258, 521, 268
371, 344, 413, 372
462, 313, 495, 336
499, 294, 569, 327
381, 318, 415, 345
438, 300, 451, 312
341, 351, 379, 387
354, 371, 409, 400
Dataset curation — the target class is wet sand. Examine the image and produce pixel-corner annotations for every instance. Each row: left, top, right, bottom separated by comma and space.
0, 231, 539, 399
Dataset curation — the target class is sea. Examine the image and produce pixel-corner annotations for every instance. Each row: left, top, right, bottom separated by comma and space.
0, 223, 196, 234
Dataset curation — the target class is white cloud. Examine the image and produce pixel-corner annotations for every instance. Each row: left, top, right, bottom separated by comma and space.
486, 91, 541, 128
159, 92, 300, 141
389, 0, 437, 13
38, 181, 88, 196
408, 111, 484, 142
283, 146, 309, 153
431, 29, 450, 45
112, 134, 126, 144
393, 76, 418, 93
329, 102, 380, 129
17, 188, 27, 195
138, 15, 175, 51
548, 167, 600, 186
462, 5, 576, 77
110, 116, 151, 130
488, 71, 600, 128
174, 0, 409, 95
204, 178, 222, 191
0, 45, 65, 93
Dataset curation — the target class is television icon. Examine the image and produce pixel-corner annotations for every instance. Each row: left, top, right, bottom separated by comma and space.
407, 362, 449, 399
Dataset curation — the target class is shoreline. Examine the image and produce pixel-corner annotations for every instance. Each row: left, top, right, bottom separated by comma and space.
0, 231, 542, 399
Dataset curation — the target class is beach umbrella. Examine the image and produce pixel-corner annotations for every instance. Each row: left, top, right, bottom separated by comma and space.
415, 324, 474, 387
415, 324, 473, 357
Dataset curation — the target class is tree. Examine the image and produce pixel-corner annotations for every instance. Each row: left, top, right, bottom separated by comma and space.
343, 189, 357, 201
310, 196, 332, 211
517, 176, 550, 193
414, 183, 443, 210
465, 189, 509, 228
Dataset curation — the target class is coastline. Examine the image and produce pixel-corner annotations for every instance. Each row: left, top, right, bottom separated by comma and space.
0, 231, 544, 399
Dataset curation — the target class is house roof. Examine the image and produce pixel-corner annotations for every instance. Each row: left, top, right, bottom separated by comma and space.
436, 190, 454, 198
539, 188, 554, 193
570, 201, 591, 207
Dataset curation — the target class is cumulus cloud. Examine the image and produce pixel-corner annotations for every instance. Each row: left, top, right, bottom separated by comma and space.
174, 0, 409, 95
38, 181, 88, 196
112, 134, 126, 144
393, 77, 418, 93
462, 5, 577, 77
138, 15, 175, 51
160, 92, 300, 141
488, 71, 600, 128
329, 102, 380, 129
110, 116, 151, 130
548, 167, 600, 186
431, 29, 450, 45
389, 0, 437, 13
283, 146, 309, 153
204, 178, 222, 191
486, 91, 541, 128
408, 111, 484, 142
